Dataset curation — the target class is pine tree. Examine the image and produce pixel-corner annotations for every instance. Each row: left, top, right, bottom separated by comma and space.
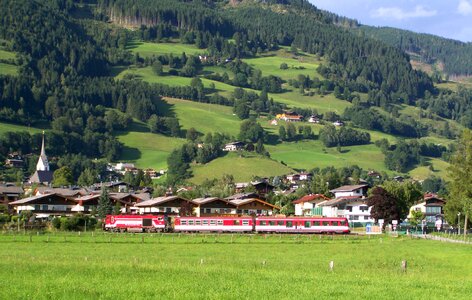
97, 188, 112, 219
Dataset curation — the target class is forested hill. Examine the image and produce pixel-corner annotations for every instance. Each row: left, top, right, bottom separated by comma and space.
354, 26, 472, 78
98, 0, 433, 102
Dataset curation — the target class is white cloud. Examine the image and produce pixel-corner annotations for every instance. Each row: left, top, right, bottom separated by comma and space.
458, 0, 472, 16
371, 5, 437, 20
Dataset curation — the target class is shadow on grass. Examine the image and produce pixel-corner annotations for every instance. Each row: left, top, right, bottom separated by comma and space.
120, 146, 142, 161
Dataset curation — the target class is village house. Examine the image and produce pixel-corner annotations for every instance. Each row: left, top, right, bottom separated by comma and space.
286, 173, 312, 184
223, 141, 246, 151
332, 120, 344, 126
133, 196, 196, 215
233, 181, 274, 196
319, 184, 373, 224
0, 184, 24, 206
276, 112, 303, 122
227, 198, 280, 216
9, 193, 78, 217
4, 153, 24, 168
293, 194, 330, 216
73, 192, 150, 214
408, 193, 446, 224
192, 197, 237, 217
308, 115, 320, 123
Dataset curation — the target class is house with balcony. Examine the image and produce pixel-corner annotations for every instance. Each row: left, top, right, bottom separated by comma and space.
408, 193, 446, 223
133, 196, 196, 215
192, 197, 237, 216
9, 193, 78, 217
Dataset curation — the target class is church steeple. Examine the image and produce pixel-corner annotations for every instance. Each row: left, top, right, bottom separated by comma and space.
36, 131, 50, 171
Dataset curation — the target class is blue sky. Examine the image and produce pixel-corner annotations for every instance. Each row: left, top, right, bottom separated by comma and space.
309, 0, 472, 42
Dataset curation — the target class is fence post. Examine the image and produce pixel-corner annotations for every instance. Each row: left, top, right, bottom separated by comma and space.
401, 260, 407, 273
329, 261, 334, 271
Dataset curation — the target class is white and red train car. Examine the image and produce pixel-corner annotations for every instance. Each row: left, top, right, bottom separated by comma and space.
104, 215, 165, 232
174, 216, 350, 234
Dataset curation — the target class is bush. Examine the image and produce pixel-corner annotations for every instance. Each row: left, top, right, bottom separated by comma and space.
0, 214, 10, 223
52, 217, 61, 229
280, 63, 288, 70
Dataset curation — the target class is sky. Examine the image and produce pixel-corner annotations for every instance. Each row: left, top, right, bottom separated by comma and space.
309, 0, 472, 42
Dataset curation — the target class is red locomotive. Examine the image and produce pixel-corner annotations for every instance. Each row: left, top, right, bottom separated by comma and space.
104, 215, 165, 232
105, 215, 350, 234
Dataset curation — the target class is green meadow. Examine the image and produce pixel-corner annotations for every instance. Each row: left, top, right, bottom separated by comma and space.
0, 62, 18, 76
127, 40, 204, 57
0, 122, 43, 135
0, 233, 471, 299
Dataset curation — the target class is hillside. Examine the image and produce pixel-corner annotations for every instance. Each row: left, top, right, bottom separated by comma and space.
0, 0, 470, 185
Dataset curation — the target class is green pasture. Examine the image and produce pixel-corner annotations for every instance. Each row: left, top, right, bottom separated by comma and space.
0, 48, 16, 60
0, 122, 43, 135
267, 141, 388, 172
190, 152, 293, 184
0, 62, 18, 76
116, 126, 185, 171
0, 233, 471, 299
164, 98, 241, 136
409, 157, 450, 180
127, 41, 204, 57
243, 54, 320, 80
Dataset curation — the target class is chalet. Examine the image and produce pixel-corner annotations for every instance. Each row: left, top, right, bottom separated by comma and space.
408, 193, 446, 223
223, 141, 245, 152
332, 120, 344, 126
192, 197, 237, 216
73, 192, 149, 214
330, 184, 369, 198
9, 193, 77, 217
91, 181, 129, 193
4, 154, 24, 168
293, 194, 330, 216
276, 112, 303, 122
226, 192, 261, 201
227, 198, 280, 216
133, 196, 196, 215
367, 170, 381, 179
0, 184, 24, 206
286, 174, 300, 183
233, 181, 274, 196
34, 187, 88, 198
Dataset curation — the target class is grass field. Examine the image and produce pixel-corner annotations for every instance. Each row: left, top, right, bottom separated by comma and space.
0, 48, 16, 60
0, 62, 18, 76
190, 152, 293, 184
127, 41, 204, 57
116, 124, 185, 171
0, 233, 471, 299
0, 121, 43, 135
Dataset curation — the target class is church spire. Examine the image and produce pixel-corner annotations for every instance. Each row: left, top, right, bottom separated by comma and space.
36, 131, 50, 171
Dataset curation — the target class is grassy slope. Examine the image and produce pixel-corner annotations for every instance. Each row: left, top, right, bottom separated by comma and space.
190, 151, 294, 184
113, 40, 453, 179
0, 49, 18, 76
0, 122, 43, 135
127, 41, 204, 57
1, 235, 471, 299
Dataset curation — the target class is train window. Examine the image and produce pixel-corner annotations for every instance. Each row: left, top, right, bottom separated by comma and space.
333, 221, 340, 226
210, 220, 216, 225
234, 220, 241, 225
259, 221, 266, 226
286, 221, 293, 228
242, 220, 249, 226
313, 221, 321, 226
304, 221, 311, 228
181, 220, 187, 225
217, 220, 223, 225
202, 220, 209, 225
340, 220, 347, 226
277, 221, 284, 226
195, 220, 201, 225
269, 221, 275, 226
322, 221, 330, 226
188, 220, 194, 225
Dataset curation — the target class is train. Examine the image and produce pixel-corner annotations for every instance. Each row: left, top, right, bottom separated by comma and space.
104, 215, 350, 234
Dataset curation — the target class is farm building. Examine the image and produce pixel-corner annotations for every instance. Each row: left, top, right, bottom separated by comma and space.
223, 141, 246, 151
0, 184, 24, 206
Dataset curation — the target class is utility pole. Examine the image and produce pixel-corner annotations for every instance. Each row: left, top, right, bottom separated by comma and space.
458, 212, 461, 235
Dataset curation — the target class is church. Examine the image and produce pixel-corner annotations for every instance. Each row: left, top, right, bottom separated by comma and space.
29, 132, 54, 185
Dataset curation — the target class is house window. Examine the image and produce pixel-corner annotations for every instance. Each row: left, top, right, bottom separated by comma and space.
205, 208, 211, 214
350, 215, 359, 220
426, 207, 442, 214
42, 204, 48, 211
256, 210, 262, 214
360, 206, 369, 212
236, 209, 242, 214
84, 205, 89, 212
364, 216, 369, 220
34, 205, 40, 211
346, 206, 353, 212
243, 210, 249, 214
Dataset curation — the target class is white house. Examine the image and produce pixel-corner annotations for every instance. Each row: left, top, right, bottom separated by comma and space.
408, 193, 446, 223
223, 141, 245, 152
330, 184, 369, 198
308, 115, 320, 123
333, 120, 344, 126
293, 194, 330, 216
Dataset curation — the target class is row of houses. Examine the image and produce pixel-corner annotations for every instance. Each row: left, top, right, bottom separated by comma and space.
292, 184, 446, 224
6, 188, 280, 218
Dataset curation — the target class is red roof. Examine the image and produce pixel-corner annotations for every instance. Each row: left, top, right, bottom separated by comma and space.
292, 194, 330, 204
